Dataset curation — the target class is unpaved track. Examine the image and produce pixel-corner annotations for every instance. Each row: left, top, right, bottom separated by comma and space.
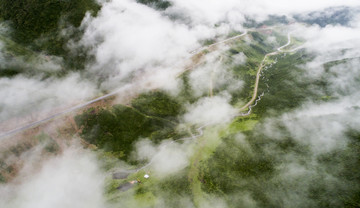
239, 32, 293, 112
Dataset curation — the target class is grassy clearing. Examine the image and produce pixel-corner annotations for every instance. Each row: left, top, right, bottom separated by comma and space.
188, 126, 226, 207
229, 114, 259, 133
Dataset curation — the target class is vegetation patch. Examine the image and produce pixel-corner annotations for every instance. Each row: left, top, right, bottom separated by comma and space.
75, 91, 184, 161
254, 51, 320, 117
131, 91, 183, 120
0, 0, 100, 74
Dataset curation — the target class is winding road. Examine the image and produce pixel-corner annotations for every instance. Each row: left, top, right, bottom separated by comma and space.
238, 32, 296, 113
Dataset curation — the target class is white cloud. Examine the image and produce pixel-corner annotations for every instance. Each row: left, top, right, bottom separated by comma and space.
188, 49, 244, 97
81, 0, 209, 91
0, 146, 106, 208
168, 0, 360, 26
298, 24, 360, 53
286, 23, 360, 81
0, 73, 96, 130
79, 0, 360, 95
184, 94, 237, 125
232, 52, 247, 66
134, 139, 193, 177
150, 140, 192, 177
2, 0, 360, 206
168, 0, 245, 27
261, 89, 360, 154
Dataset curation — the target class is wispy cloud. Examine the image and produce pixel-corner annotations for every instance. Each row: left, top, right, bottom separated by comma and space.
0, 145, 106, 208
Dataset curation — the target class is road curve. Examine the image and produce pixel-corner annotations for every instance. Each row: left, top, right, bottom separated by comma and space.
238, 32, 292, 113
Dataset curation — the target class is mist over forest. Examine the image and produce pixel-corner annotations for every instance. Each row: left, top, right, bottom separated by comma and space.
0, 0, 360, 207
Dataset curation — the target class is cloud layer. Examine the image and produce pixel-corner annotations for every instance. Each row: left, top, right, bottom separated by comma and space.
1, 0, 360, 207
0, 146, 106, 208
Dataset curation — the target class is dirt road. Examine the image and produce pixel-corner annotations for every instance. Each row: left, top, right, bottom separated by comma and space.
238, 32, 293, 112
